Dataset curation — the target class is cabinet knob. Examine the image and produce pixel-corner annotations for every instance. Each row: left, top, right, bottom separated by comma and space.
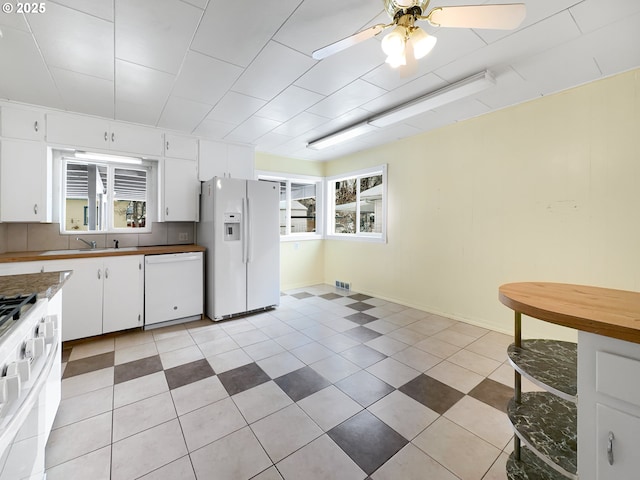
607, 431, 615, 465
112, 132, 115, 143
166, 207, 169, 216
104, 131, 108, 142
33, 204, 38, 215
34, 121, 38, 133
166, 141, 169, 150
105, 268, 109, 279
97, 269, 101, 280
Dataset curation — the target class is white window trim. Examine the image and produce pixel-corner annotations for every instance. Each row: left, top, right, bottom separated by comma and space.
326, 164, 387, 243
256, 170, 323, 241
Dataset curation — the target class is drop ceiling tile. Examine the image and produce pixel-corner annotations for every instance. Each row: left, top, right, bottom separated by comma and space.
115, 0, 202, 74
158, 95, 212, 132
476, 67, 541, 111
430, 98, 492, 124
27, 2, 113, 80
273, 112, 329, 137
50, 67, 115, 118
255, 132, 295, 151
52, 0, 115, 21
232, 42, 316, 101
191, 0, 302, 67
224, 116, 281, 144
570, 0, 640, 34
295, 39, 385, 96
182, 0, 207, 9
403, 109, 454, 132
307, 80, 386, 118
0, 26, 64, 109
274, 0, 384, 56
115, 59, 175, 125
205, 91, 266, 125
192, 118, 237, 139
255, 86, 324, 122
361, 73, 446, 113
172, 51, 243, 106
0, 8, 30, 31
588, 12, 640, 76
307, 107, 371, 137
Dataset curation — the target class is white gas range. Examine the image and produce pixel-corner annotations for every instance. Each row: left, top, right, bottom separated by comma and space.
0, 272, 69, 480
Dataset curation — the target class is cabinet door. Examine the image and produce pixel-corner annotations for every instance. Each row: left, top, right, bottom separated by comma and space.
44, 258, 103, 342
46, 113, 110, 150
596, 404, 640, 478
227, 144, 255, 179
165, 133, 198, 160
110, 122, 163, 157
198, 140, 228, 181
0, 139, 49, 222
163, 158, 199, 221
102, 255, 144, 333
0, 106, 45, 141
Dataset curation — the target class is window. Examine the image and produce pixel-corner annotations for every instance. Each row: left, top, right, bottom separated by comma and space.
61, 153, 153, 233
328, 165, 386, 241
257, 172, 322, 239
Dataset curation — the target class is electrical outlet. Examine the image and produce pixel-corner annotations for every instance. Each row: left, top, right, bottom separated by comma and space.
178, 232, 188, 241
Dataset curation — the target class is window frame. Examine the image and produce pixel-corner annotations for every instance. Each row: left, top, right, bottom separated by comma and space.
256, 171, 323, 241
326, 164, 387, 243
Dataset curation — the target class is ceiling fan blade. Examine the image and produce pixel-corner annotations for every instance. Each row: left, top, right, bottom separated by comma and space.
312, 24, 388, 60
426, 4, 526, 30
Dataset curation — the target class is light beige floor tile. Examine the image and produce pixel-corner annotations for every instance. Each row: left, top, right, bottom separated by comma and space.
232, 380, 293, 424
115, 330, 155, 350
372, 443, 458, 480
365, 335, 409, 356
413, 337, 461, 358
368, 390, 439, 440
114, 342, 158, 365
466, 337, 508, 363
290, 342, 334, 364
68, 337, 115, 361
392, 347, 442, 372
274, 331, 314, 350
190, 427, 272, 480
159, 345, 204, 369
317, 333, 361, 353
426, 361, 485, 394
251, 404, 323, 463
46, 411, 112, 469
444, 396, 513, 449
384, 312, 419, 327
414, 417, 500, 480
45, 446, 111, 480
179, 397, 247, 452
171, 375, 229, 416
276, 434, 366, 480
197, 335, 240, 357
113, 391, 177, 442
432, 329, 477, 348
259, 322, 296, 339
111, 419, 187, 480
155, 333, 195, 354
310, 355, 361, 383
138, 455, 195, 480
316, 316, 359, 333
448, 349, 502, 377
366, 357, 421, 388
151, 324, 187, 341
53, 386, 113, 429
448, 322, 490, 339
257, 351, 305, 378
190, 325, 229, 345
252, 465, 284, 480
207, 348, 253, 373
243, 339, 286, 361
231, 328, 271, 347
406, 316, 454, 336
298, 386, 363, 430
113, 371, 169, 409
364, 319, 398, 335
482, 452, 509, 480
301, 324, 339, 341
488, 363, 543, 392
61, 367, 114, 400
221, 319, 256, 335
387, 327, 428, 346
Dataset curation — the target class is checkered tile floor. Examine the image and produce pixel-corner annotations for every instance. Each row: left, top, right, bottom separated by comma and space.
46, 285, 536, 480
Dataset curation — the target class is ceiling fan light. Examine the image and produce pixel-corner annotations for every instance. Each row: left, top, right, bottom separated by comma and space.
385, 52, 406, 69
381, 26, 407, 57
411, 27, 437, 59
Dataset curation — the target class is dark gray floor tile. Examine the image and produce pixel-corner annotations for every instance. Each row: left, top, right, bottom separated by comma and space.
398, 374, 464, 415
345, 312, 377, 325
292, 292, 314, 299
319, 293, 342, 300
274, 366, 331, 402
62, 351, 115, 379
114, 355, 163, 384
468, 378, 513, 413
348, 294, 372, 302
339, 344, 386, 368
164, 358, 215, 390
346, 302, 374, 312
334, 370, 394, 407
328, 410, 407, 475
217, 362, 270, 396
61, 347, 72, 363
342, 327, 381, 343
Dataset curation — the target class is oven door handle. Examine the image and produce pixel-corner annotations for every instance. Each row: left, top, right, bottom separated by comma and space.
0, 334, 60, 455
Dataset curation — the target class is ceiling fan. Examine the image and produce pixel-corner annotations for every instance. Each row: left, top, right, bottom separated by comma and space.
312, 0, 526, 68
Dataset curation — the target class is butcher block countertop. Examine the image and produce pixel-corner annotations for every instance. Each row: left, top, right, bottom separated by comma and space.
499, 282, 640, 344
0, 244, 206, 263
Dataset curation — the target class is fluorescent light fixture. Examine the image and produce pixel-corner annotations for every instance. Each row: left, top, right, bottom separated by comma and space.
369, 70, 495, 127
307, 123, 377, 150
74, 151, 143, 165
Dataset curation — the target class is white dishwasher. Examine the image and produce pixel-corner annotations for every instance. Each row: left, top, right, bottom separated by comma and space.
144, 252, 204, 328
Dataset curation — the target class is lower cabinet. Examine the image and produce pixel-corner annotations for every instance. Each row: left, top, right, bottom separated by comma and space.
44, 255, 144, 341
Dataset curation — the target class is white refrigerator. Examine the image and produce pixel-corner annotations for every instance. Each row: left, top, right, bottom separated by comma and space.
198, 177, 280, 320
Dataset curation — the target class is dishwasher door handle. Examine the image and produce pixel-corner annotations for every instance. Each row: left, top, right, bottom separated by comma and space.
145, 254, 202, 265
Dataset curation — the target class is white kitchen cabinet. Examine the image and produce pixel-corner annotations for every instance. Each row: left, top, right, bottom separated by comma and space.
596, 404, 640, 478
198, 140, 254, 181
162, 157, 199, 222
164, 133, 198, 160
0, 106, 45, 141
102, 255, 144, 334
0, 139, 51, 222
46, 113, 163, 156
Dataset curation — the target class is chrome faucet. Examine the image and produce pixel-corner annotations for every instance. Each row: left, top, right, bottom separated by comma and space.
76, 237, 97, 249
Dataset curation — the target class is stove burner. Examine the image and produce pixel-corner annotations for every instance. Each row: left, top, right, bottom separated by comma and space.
0, 293, 38, 330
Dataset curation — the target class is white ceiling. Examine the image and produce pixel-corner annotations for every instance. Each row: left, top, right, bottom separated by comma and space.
1, 0, 639, 161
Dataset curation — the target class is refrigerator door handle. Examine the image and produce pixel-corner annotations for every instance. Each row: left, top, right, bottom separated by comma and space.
242, 197, 248, 264
247, 196, 253, 263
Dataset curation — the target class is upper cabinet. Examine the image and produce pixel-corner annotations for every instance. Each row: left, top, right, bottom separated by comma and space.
162, 157, 199, 222
0, 106, 46, 141
46, 113, 164, 157
164, 133, 197, 161
198, 140, 254, 181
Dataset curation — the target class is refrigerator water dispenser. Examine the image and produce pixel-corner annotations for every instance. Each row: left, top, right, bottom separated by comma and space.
223, 212, 241, 241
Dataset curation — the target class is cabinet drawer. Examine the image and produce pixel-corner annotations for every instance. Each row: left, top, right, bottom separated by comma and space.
596, 403, 640, 478
596, 351, 640, 406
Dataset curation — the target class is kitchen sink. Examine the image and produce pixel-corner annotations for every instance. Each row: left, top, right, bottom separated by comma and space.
40, 247, 139, 255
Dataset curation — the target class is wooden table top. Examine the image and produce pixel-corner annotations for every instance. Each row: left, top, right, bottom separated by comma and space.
499, 282, 640, 344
